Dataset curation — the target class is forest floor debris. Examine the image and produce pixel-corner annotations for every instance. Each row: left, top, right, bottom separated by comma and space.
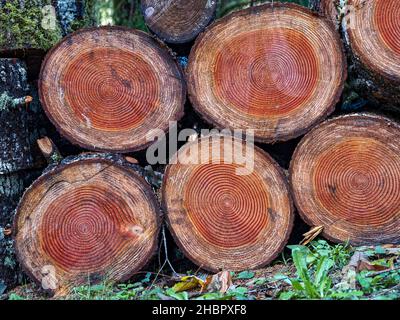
4, 240, 400, 300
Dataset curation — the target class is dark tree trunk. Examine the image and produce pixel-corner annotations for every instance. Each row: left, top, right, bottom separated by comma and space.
0, 59, 45, 292
0, 60, 44, 174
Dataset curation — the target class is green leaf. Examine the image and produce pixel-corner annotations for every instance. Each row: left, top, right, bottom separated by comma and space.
237, 271, 255, 280
374, 246, 386, 255
279, 291, 296, 300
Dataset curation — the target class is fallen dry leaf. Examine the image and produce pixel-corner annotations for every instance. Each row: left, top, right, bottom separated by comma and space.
172, 275, 205, 293
206, 271, 233, 294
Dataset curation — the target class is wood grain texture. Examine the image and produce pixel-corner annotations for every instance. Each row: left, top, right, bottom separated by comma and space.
187, 3, 346, 143
14, 154, 161, 295
39, 26, 185, 153
141, 0, 217, 44
290, 113, 400, 245
162, 134, 293, 272
343, 0, 400, 107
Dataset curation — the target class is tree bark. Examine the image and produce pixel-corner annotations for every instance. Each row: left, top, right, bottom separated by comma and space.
14, 153, 161, 296
39, 26, 185, 153
0, 0, 95, 54
187, 3, 346, 143
0, 58, 46, 291
141, 0, 217, 44
290, 113, 400, 246
162, 134, 294, 272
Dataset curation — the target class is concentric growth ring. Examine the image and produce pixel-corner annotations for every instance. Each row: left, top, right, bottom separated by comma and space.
187, 3, 346, 142
346, 0, 400, 82
290, 113, 400, 245
162, 134, 293, 271
141, 0, 218, 43
39, 26, 185, 152
14, 158, 160, 294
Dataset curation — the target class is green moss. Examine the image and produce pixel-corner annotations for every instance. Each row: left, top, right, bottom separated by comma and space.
0, 0, 62, 51
68, 1, 96, 33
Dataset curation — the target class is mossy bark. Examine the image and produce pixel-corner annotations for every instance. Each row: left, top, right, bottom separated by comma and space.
0, 0, 95, 53
0, 59, 46, 292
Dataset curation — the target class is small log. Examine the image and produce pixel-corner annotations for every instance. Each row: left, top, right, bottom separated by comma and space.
162, 134, 293, 272
14, 153, 161, 295
290, 113, 400, 245
39, 26, 186, 153
141, 0, 218, 44
187, 3, 346, 143
37, 137, 62, 165
341, 0, 400, 108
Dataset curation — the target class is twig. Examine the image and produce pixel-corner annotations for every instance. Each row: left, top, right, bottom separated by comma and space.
366, 266, 400, 278
149, 225, 179, 289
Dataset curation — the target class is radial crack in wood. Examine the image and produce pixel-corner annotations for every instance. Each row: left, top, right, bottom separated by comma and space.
162, 134, 294, 272
290, 113, 400, 245
187, 3, 346, 143
39, 26, 186, 153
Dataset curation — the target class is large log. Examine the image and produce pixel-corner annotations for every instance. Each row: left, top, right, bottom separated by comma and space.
187, 3, 346, 143
340, 0, 400, 108
39, 26, 186, 153
14, 153, 161, 296
162, 134, 293, 272
290, 113, 400, 245
0, 0, 95, 54
141, 0, 218, 44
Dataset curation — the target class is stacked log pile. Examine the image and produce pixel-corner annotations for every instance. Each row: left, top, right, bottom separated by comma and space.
0, 1, 400, 295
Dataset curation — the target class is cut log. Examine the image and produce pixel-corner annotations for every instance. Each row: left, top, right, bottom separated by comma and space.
14, 153, 161, 295
162, 134, 293, 272
290, 113, 400, 245
187, 3, 346, 143
341, 0, 400, 108
39, 26, 186, 153
0, 0, 95, 54
141, 0, 218, 44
